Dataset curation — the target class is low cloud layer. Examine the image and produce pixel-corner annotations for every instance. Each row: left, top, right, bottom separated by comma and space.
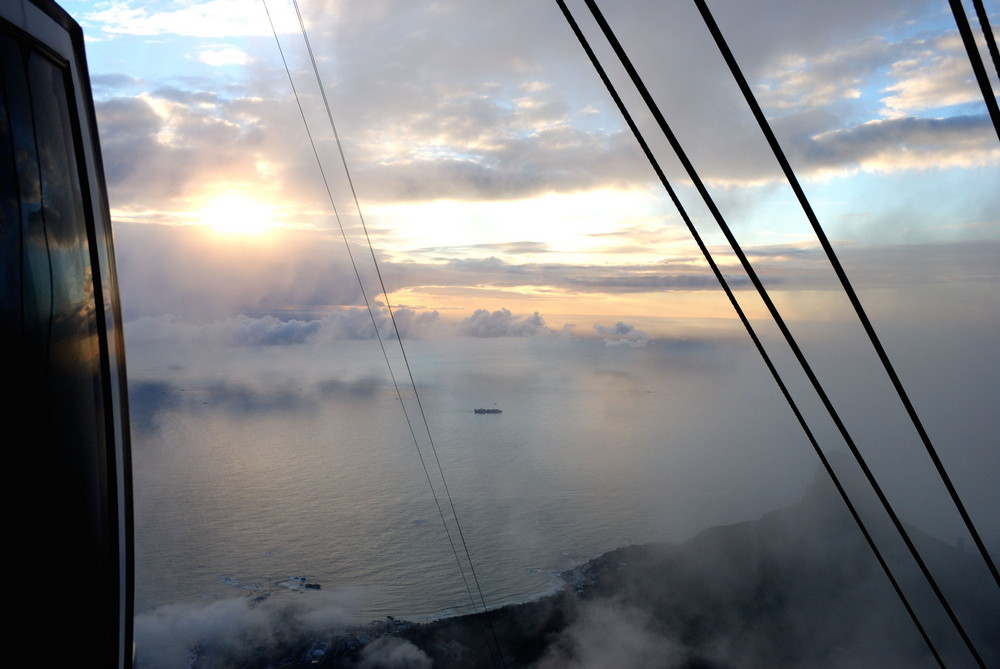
535, 598, 680, 668
126, 310, 442, 347
359, 637, 432, 669
594, 321, 650, 347
459, 308, 547, 337
134, 590, 360, 668
115, 215, 1000, 341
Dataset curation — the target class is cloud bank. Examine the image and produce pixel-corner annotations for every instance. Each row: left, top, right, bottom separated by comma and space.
594, 321, 650, 347
133, 589, 360, 669
459, 308, 547, 337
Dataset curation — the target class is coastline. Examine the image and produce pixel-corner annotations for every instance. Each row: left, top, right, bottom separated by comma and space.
139, 472, 1000, 668
299, 552, 621, 665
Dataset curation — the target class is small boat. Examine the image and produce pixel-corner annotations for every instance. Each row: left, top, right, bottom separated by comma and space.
474, 408, 502, 414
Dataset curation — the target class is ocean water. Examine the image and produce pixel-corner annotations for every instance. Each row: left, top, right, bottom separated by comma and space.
128, 333, 827, 622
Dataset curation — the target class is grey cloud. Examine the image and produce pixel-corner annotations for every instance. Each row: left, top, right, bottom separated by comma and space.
404, 95, 508, 145
95, 94, 257, 205
564, 271, 745, 292
150, 84, 220, 105
795, 114, 997, 170
116, 219, 1000, 327
594, 321, 650, 348
125, 310, 442, 351
114, 224, 369, 320
91, 72, 143, 96
359, 636, 432, 669
128, 380, 182, 433
352, 126, 647, 203
398, 256, 739, 294
318, 377, 381, 399
112, 221, 739, 322
744, 244, 818, 258
628, 0, 936, 82
458, 308, 546, 337
416, 241, 552, 256
89, 0, 988, 216
309, 307, 441, 341
535, 599, 680, 669
199, 380, 306, 414
839, 239, 1000, 288
398, 240, 1000, 300
255, 2, 654, 201
96, 97, 165, 186
126, 373, 383, 428
758, 36, 892, 110
226, 315, 322, 345
133, 591, 357, 669
388, 307, 444, 339
95, 85, 322, 210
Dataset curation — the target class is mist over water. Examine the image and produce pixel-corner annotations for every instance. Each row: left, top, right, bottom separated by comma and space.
128, 316, 1000, 667
130, 333, 820, 619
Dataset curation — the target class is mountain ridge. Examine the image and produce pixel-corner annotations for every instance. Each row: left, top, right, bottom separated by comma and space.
384, 462, 999, 668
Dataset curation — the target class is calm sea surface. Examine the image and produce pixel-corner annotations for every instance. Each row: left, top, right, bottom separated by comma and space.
130, 335, 817, 622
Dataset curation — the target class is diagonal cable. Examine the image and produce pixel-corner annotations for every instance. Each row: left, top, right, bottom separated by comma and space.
693, 0, 1000, 589
260, 3, 501, 665
949, 0, 1000, 141
553, 2, 946, 665
971, 0, 1000, 79
278, 1, 505, 664
579, 0, 988, 664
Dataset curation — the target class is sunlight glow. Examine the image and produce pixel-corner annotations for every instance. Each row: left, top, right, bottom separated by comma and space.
198, 192, 275, 235
367, 189, 682, 264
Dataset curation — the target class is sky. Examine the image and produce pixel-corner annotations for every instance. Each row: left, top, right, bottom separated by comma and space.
62, 0, 998, 324
63, 0, 998, 599
53, 0, 1000, 663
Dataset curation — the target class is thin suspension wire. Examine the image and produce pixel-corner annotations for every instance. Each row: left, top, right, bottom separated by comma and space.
579, 1, 988, 665
260, 3, 497, 663
552, 3, 946, 665
693, 0, 1000, 590
949, 0, 1000, 142
971, 0, 1000, 78
282, 2, 505, 665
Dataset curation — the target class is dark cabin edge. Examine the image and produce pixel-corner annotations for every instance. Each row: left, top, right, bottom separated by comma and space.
1, 1, 133, 666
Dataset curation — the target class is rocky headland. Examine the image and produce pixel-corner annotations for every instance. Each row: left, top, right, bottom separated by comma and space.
172, 465, 999, 668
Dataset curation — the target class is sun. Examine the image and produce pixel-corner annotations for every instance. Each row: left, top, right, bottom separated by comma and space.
198, 192, 275, 235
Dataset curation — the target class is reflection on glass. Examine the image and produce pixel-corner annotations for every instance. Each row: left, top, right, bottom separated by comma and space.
1, 17, 122, 663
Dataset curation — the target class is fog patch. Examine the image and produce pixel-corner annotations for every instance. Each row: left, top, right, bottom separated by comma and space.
134, 589, 359, 668
318, 377, 381, 399
359, 636, 433, 669
126, 309, 444, 348
128, 380, 182, 433
536, 598, 681, 668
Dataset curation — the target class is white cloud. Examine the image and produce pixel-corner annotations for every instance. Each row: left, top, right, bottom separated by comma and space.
197, 47, 253, 67
881, 57, 981, 117
85, 0, 298, 38
758, 37, 888, 110
133, 589, 358, 668
880, 35, 983, 117
804, 115, 1000, 174
458, 308, 547, 337
594, 321, 650, 347
85, 0, 998, 216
